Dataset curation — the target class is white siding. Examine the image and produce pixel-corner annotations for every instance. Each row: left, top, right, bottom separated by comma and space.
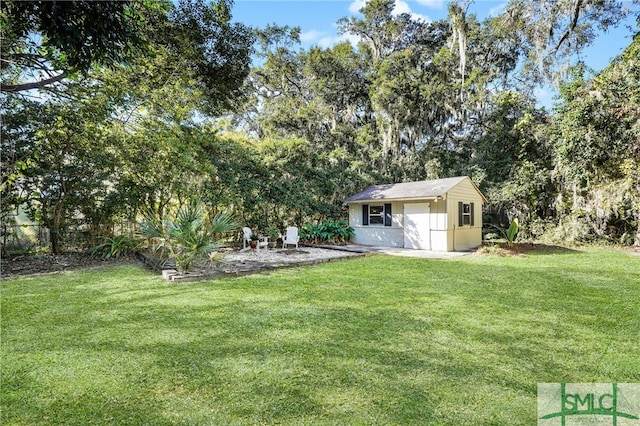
429, 199, 447, 230
430, 230, 448, 251
353, 228, 404, 247
404, 203, 430, 249
349, 202, 404, 247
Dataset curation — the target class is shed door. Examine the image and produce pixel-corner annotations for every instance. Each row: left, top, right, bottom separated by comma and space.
404, 203, 430, 250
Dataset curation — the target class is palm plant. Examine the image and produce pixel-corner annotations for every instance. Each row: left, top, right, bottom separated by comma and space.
90, 235, 140, 259
489, 218, 519, 247
140, 202, 238, 273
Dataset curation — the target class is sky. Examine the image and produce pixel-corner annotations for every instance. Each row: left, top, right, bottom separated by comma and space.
230, 0, 637, 107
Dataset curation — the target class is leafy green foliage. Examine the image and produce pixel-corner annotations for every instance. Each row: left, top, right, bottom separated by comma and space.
1, 0, 158, 92
300, 220, 355, 244
90, 235, 140, 259
140, 202, 238, 273
165, 0, 254, 114
506, 218, 519, 245
549, 37, 640, 244
488, 218, 520, 247
3, 0, 639, 253
503, 0, 632, 83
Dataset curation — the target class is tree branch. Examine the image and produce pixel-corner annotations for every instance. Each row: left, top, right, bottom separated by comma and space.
548, 0, 583, 57
1, 73, 67, 93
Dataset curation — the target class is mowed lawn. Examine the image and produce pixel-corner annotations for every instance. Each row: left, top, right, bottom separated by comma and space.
2, 248, 639, 425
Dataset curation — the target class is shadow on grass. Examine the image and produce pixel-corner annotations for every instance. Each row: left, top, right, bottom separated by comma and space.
3, 254, 639, 425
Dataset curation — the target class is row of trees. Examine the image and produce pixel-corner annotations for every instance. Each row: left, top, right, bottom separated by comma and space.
234, 0, 640, 245
2, 0, 639, 254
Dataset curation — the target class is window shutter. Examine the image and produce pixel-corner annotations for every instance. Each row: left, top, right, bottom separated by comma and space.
470, 202, 475, 226
362, 204, 369, 226
384, 203, 392, 227
458, 201, 463, 227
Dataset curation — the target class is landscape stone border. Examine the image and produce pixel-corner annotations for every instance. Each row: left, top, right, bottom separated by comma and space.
138, 247, 367, 283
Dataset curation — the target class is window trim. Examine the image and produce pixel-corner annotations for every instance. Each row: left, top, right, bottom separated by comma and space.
362, 203, 392, 227
458, 201, 475, 227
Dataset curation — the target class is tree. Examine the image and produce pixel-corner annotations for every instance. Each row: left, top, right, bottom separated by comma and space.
12, 92, 117, 253
1, 0, 254, 114
551, 36, 640, 244
501, 0, 638, 83
1, 0, 157, 93
164, 0, 254, 115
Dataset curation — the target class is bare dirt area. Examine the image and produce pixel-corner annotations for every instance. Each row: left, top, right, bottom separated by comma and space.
0, 252, 139, 279
474, 242, 580, 257
1, 247, 362, 279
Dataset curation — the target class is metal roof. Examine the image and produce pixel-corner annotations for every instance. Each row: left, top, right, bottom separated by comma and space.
344, 176, 485, 202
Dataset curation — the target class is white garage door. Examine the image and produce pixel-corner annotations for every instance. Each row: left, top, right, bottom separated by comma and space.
404, 203, 430, 250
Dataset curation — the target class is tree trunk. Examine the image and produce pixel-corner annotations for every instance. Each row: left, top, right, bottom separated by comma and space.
50, 228, 61, 255
49, 202, 64, 255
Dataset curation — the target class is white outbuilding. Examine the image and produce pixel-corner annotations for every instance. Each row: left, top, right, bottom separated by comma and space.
344, 176, 487, 251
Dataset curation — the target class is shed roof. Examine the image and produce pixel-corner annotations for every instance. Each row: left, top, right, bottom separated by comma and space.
344, 176, 486, 203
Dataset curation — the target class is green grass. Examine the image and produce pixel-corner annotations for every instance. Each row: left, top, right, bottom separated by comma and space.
2, 248, 639, 425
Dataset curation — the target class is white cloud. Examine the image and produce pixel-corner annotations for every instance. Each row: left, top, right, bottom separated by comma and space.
300, 30, 325, 43
299, 28, 362, 49
317, 33, 362, 49
393, 0, 431, 22
349, 0, 367, 14
489, 2, 507, 17
392, 0, 412, 15
348, 0, 431, 22
416, 0, 444, 9
408, 12, 431, 22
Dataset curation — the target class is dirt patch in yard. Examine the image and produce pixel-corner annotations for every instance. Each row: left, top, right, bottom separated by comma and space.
474, 243, 581, 257
1, 252, 138, 278
1, 247, 363, 280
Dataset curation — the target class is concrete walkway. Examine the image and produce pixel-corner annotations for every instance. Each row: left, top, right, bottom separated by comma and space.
316, 244, 472, 259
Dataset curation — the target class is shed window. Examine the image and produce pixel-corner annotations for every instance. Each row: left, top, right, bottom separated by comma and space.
458, 202, 475, 226
369, 205, 384, 225
362, 203, 392, 226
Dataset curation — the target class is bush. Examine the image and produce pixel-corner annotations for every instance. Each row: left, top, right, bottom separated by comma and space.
140, 202, 238, 273
90, 235, 140, 259
487, 218, 519, 247
537, 215, 593, 245
300, 220, 355, 244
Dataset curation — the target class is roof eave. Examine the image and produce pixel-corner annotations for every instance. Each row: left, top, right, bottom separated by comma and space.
345, 195, 445, 204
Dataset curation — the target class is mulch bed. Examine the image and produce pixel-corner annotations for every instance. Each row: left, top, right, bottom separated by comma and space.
475, 242, 580, 256
1, 252, 138, 278
1, 247, 363, 281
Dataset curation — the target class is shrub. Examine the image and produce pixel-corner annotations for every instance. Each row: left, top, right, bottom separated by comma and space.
140, 202, 238, 273
488, 218, 519, 247
90, 235, 140, 259
300, 220, 355, 244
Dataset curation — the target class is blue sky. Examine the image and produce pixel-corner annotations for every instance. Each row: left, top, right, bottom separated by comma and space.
231, 0, 637, 106
233, 0, 508, 48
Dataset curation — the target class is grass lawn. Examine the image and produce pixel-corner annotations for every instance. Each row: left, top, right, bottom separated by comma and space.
2, 248, 639, 425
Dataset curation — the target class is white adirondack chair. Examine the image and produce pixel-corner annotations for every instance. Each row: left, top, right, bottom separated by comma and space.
282, 226, 299, 248
242, 227, 268, 251
242, 227, 252, 250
